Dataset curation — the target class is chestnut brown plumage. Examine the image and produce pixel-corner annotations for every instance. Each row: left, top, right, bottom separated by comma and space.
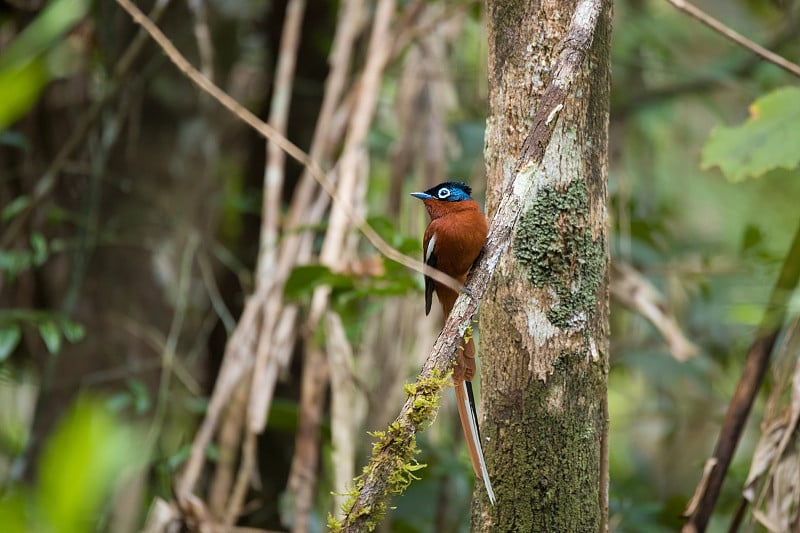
411, 181, 495, 504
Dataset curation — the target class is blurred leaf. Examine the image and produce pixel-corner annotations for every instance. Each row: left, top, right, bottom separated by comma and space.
165, 444, 192, 471
0, 249, 33, 281
0, 58, 49, 130
30, 232, 47, 266
0, 0, 90, 71
0, 490, 28, 533
205, 443, 219, 462
183, 395, 209, 414
0, 0, 91, 130
266, 397, 300, 433
366, 215, 395, 241
2, 195, 30, 222
127, 379, 151, 414
59, 319, 85, 343
740, 224, 763, 254
284, 265, 354, 300
38, 320, 61, 354
728, 302, 764, 326
0, 324, 22, 362
106, 380, 150, 415
0, 417, 29, 456
37, 398, 138, 533
702, 87, 800, 181
0, 130, 31, 152
367, 215, 422, 255
105, 392, 132, 413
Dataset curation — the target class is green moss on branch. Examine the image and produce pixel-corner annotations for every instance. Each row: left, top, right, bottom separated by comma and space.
329, 370, 451, 532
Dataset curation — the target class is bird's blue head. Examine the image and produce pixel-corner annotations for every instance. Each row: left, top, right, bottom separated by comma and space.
410, 181, 473, 202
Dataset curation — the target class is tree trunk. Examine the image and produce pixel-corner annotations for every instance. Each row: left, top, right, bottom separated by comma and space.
475, 0, 611, 531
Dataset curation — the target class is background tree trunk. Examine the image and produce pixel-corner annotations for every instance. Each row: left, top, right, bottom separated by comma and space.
476, 0, 612, 530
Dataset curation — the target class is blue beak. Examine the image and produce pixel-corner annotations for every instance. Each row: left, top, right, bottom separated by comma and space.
410, 192, 432, 199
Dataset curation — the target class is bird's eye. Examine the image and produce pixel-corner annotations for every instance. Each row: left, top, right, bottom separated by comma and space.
437, 188, 451, 199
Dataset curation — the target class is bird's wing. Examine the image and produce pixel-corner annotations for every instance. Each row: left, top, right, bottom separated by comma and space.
455, 381, 495, 504
423, 229, 437, 316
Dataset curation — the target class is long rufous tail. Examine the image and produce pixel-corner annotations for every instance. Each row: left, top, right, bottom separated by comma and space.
440, 284, 494, 503
455, 380, 496, 504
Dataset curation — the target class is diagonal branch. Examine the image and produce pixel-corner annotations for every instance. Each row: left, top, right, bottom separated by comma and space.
333, 1, 604, 530
665, 0, 800, 79
682, 221, 800, 532
110, 0, 466, 506
615, 15, 800, 118
113, 0, 464, 295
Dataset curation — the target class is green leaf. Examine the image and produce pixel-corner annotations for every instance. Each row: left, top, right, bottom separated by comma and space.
284, 265, 354, 300
702, 87, 800, 181
266, 397, 300, 432
366, 215, 422, 253
366, 215, 395, 241
38, 320, 61, 354
0, 0, 92, 130
0, 0, 91, 71
0, 250, 32, 280
0, 417, 29, 456
2, 195, 30, 222
740, 224, 763, 253
165, 444, 192, 471
30, 232, 47, 266
0, 490, 28, 533
183, 396, 209, 414
205, 443, 220, 462
0, 324, 22, 362
127, 379, 151, 414
0, 58, 49, 130
105, 393, 132, 413
59, 319, 85, 343
37, 398, 138, 533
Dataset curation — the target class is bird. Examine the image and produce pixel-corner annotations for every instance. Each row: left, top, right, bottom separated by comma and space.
410, 181, 495, 505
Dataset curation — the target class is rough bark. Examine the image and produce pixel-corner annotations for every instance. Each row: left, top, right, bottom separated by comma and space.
475, 0, 612, 531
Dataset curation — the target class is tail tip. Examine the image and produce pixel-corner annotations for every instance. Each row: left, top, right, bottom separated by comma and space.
485, 478, 496, 506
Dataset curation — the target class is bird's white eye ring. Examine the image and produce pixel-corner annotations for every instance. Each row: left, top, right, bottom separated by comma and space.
438, 188, 451, 199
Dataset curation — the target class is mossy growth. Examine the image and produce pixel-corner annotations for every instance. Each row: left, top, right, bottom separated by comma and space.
491, 349, 604, 531
328, 369, 451, 531
403, 369, 451, 428
514, 179, 604, 329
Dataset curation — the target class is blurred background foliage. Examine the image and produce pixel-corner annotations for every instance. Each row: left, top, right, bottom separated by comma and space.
1, 0, 799, 532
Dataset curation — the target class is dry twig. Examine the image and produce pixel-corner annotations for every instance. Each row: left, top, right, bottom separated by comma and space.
113, 0, 462, 294
309, 0, 396, 320
611, 261, 699, 362
187, 0, 214, 82
109, 0, 489, 527
285, 345, 329, 533
105, 0, 460, 504
246, 0, 307, 437
306, 0, 395, 511
665, 0, 800, 79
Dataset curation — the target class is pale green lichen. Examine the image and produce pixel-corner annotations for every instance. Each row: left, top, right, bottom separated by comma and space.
514, 179, 603, 329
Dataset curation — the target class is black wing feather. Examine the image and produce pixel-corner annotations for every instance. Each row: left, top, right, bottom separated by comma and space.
424, 252, 436, 316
